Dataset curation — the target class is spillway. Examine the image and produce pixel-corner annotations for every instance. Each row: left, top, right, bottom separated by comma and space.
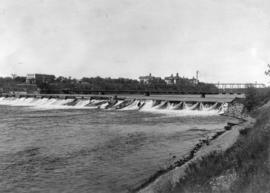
0, 96, 229, 116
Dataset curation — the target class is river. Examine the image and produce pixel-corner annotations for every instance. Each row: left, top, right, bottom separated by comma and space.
0, 100, 233, 193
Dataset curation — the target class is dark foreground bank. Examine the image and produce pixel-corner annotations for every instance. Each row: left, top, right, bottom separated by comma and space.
171, 104, 270, 193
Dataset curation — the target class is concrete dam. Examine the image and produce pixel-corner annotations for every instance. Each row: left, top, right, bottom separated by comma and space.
0, 94, 241, 115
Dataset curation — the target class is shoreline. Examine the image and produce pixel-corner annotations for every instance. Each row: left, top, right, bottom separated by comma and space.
134, 112, 252, 193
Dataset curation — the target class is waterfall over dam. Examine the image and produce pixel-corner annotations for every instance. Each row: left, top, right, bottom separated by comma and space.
0, 95, 231, 115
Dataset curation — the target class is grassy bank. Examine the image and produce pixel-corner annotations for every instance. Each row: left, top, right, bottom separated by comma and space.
172, 105, 270, 193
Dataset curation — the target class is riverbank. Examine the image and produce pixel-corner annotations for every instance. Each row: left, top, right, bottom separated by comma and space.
171, 104, 270, 193
170, 106, 269, 193
133, 99, 267, 193
135, 115, 252, 193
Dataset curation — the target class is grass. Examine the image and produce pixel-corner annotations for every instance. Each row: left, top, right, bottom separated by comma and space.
172, 106, 270, 193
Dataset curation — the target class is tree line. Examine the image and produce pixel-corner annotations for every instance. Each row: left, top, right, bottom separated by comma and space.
0, 76, 219, 94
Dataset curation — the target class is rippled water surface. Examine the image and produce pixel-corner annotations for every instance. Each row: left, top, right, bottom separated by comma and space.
0, 105, 232, 193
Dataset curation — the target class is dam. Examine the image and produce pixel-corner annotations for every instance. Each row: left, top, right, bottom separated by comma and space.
0, 93, 243, 115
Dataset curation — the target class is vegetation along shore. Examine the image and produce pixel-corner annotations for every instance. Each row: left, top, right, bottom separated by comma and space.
135, 88, 270, 193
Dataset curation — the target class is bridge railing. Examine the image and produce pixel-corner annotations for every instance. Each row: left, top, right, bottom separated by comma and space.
214, 83, 266, 90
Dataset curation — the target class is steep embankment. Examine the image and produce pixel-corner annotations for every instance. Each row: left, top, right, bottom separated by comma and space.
171, 104, 270, 193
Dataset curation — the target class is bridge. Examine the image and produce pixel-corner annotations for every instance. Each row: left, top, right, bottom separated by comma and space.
214, 83, 266, 89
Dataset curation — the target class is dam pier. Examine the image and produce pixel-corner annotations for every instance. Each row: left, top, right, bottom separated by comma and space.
0, 93, 244, 115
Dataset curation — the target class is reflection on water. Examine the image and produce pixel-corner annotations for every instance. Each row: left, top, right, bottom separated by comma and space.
0, 106, 232, 193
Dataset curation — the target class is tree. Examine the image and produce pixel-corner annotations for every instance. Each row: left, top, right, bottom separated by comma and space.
245, 87, 259, 112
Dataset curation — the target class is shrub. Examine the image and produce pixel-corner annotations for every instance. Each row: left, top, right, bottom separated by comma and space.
245, 87, 260, 112
244, 87, 270, 112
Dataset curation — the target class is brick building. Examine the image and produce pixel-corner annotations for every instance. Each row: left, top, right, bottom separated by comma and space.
26, 74, 55, 85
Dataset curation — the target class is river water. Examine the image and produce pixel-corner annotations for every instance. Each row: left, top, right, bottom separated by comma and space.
0, 104, 232, 193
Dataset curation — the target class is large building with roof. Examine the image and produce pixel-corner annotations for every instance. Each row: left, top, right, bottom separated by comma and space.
26, 74, 55, 85
164, 73, 181, 84
139, 73, 162, 84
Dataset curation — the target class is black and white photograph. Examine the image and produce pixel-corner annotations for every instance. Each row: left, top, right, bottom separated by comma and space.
0, 0, 269, 193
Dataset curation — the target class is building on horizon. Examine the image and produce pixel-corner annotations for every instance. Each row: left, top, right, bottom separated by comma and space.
26, 74, 55, 85
164, 73, 181, 84
139, 73, 162, 84
164, 73, 199, 85
190, 77, 199, 85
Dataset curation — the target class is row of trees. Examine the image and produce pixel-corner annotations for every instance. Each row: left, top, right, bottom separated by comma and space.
39, 76, 218, 94
0, 76, 27, 93
0, 75, 219, 94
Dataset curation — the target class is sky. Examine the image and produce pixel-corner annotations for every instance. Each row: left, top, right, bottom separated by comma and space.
0, 0, 270, 84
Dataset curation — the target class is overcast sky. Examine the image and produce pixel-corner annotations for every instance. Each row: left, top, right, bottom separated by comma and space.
0, 0, 270, 83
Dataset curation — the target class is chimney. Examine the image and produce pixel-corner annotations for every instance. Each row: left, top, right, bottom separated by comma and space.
196, 70, 199, 81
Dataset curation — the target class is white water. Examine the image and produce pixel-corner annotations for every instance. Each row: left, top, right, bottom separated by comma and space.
170, 102, 183, 110
200, 102, 219, 111
139, 101, 226, 116
90, 99, 105, 105
183, 102, 199, 110
113, 100, 124, 108
153, 101, 167, 109
0, 97, 86, 109
140, 100, 155, 111
121, 100, 141, 110
0, 97, 228, 116
74, 100, 90, 107
99, 102, 109, 109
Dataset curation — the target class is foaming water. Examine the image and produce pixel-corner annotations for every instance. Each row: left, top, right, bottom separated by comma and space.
139, 100, 223, 116
120, 100, 141, 111
0, 97, 228, 116
0, 105, 235, 193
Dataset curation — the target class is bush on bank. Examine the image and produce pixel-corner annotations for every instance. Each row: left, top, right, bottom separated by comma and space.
245, 87, 270, 112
